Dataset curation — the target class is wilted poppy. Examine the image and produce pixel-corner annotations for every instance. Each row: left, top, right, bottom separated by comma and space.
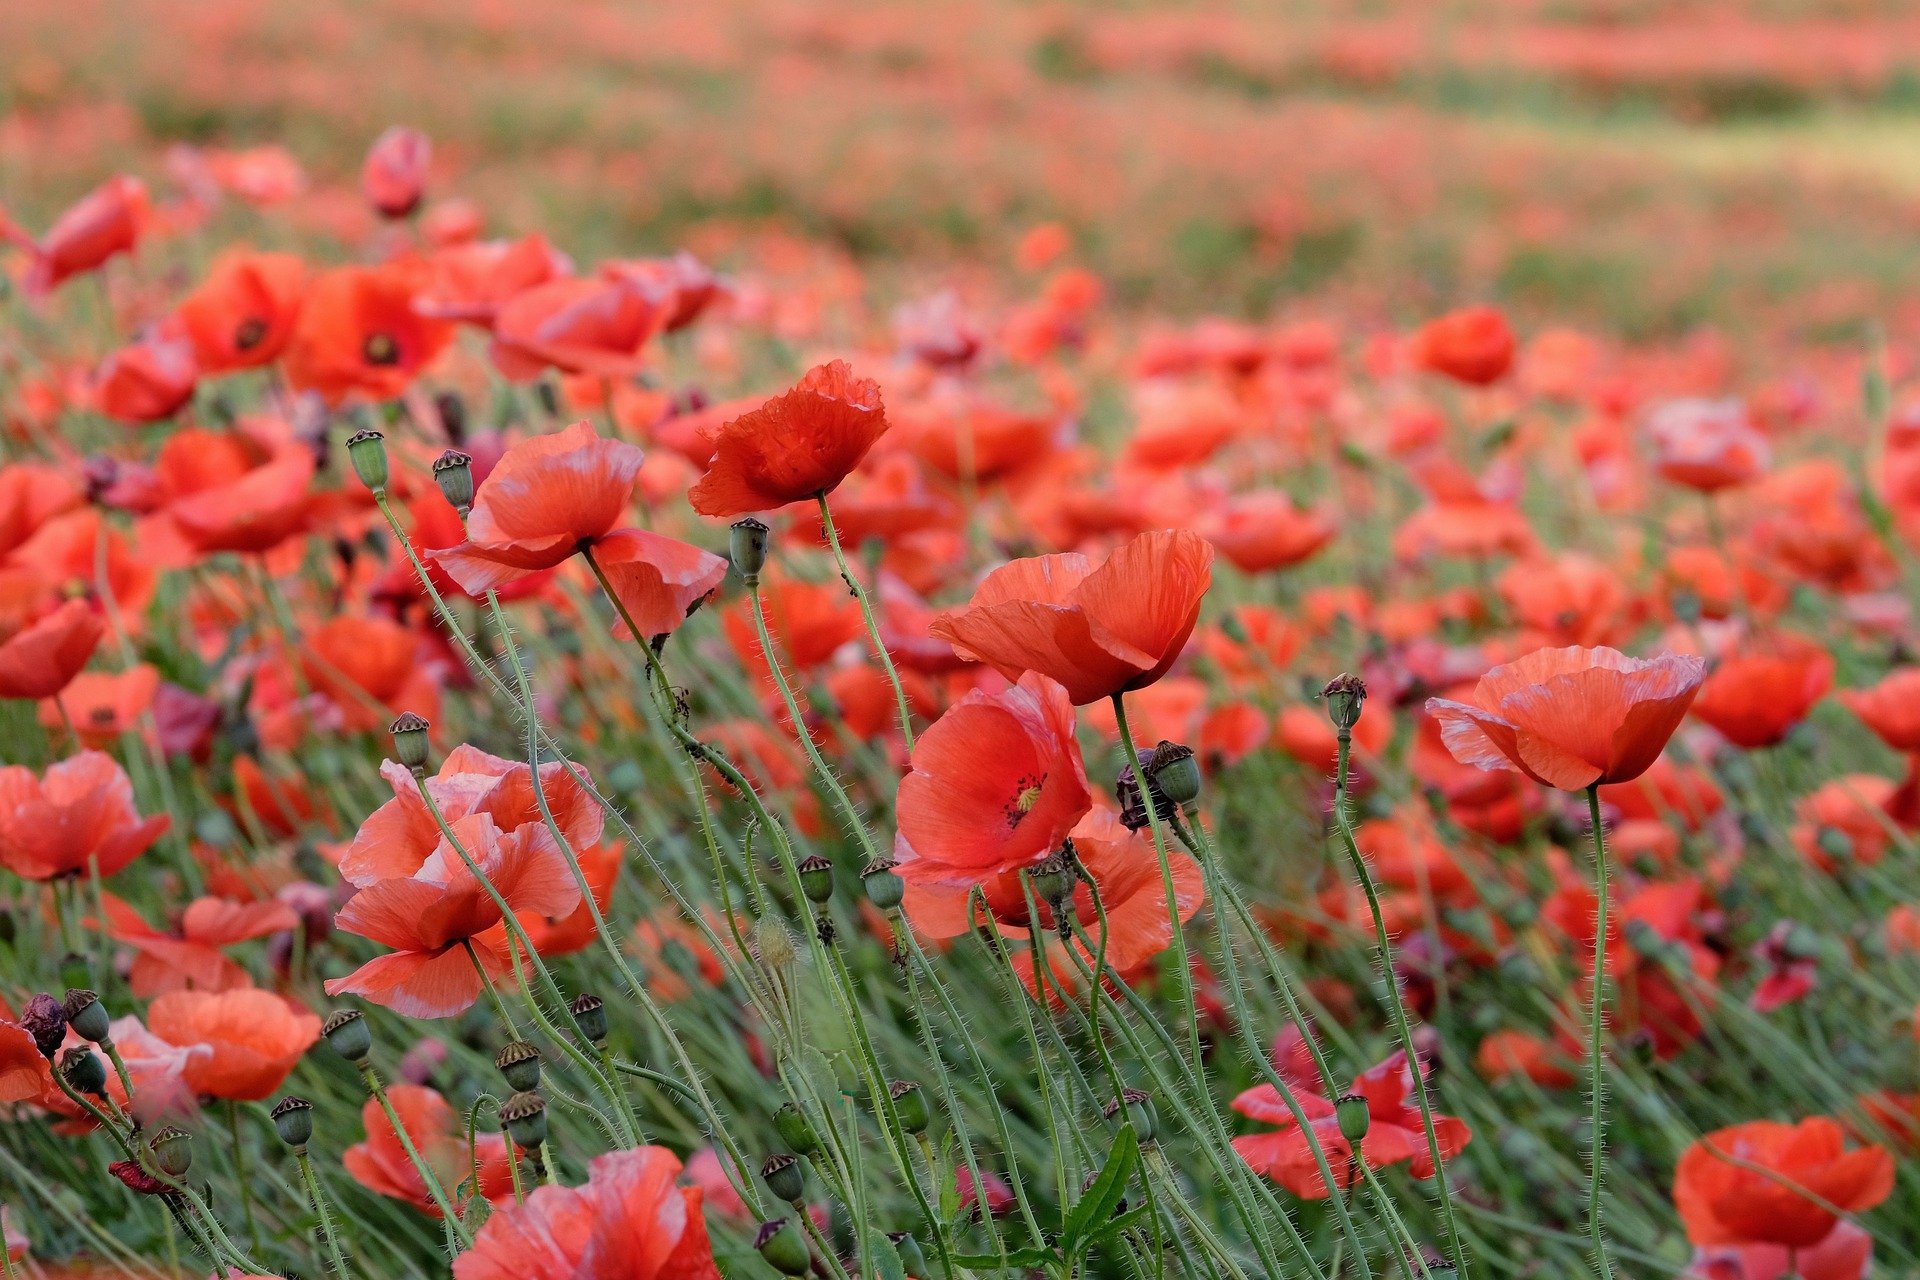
283, 263, 453, 404
1673, 1117, 1893, 1249
689, 361, 889, 516
931, 529, 1214, 706
345, 1084, 514, 1217
362, 126, 431, 218
146, 988, 321, 1101
174, 249, 307, 373
452, 1146, 719, 1280
1426, 645, 1705, 792
0, 750, 167, 880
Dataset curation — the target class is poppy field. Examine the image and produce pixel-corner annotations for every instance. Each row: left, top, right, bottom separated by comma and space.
7, 2, 1920, 1279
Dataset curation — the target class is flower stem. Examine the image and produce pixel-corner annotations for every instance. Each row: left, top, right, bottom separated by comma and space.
1584, 783, 1615, 1280
816, 494, 915, 750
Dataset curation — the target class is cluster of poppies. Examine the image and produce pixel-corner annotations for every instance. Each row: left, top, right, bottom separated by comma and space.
0, 120, 1916, 1280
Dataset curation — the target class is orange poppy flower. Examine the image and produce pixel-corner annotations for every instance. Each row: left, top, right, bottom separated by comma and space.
430, 422, 645, 595
591, 529, 727, 642
21, 175, 147, 295
1840, 667, 1920, 752
301, 614, 439, 735
283, 263, 453, 404
146, 424, 315, 561
1497, 553, 1629, 648
1673, 1117, 1893, 1249
1426, 645, 1705, 792
894, 673, 1091, 887
418, 234, 571, 328
174, 249, 308, 373
345, 1084, 515, 1218
0, 750, 167, 880
1649, 399, 1769, 493
1201, 492, 1335, 574
10, 508, 157, 625
1691, 634, 1833, 750
40, 664, 160, 748
92, 326, 198, 425
490, 276, 669, 380
146, 988, 321, 1101
0, 595, 104, 700
930, 528, 1214, 706
362, 126, 431, 218
689, 361, 889, 516
1412, 306, 1514, 386
451, 1146, 719, 1280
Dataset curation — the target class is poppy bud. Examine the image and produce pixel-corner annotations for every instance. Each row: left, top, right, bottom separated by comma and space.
862, 858, 905, 912
149, 1126, 193, 1178
433, 449, 476, 515
322, 1008, 372, 1062
389, 712, 431, 775
345, 428, 389, 494
774, 1102, 820, 1156
797, 855, 835, 905
731, 517, 771, 584
568, 992, 608, 1043
1143, 740, 1201, 808
271, 1096, 314, 1148
888, 1080, 929, 1135
754, 1219, 811, 1276
1103, 1089, 1158, 1142
889, 1233, 928, 1276
761, 1153, 806, 1204
1321, 673, 1368, 732
20, 993, 66, 1060
62, 989, 110, 1044
1027, 850, 1076, 908
753, 916, 796, 973
496, 1041, 542, 1093
60, 1046, 107, 1096
500, 1090, 548, 1149
1336, 1093, 1371, 1142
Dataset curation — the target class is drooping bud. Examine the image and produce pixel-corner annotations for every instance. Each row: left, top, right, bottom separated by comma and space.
345, 428, 390, 494
887, 1080, 929, 1135
730, 517, 771, 584
773, 1102, 820, 1156
388, 712, 431, 774
499, 1091, 548, 1150
432, 449, 476, 516
1103, 1089, 1158, 1143
60, 1046, 107, 1096
796, 855, 835, 905
149, 1126, 193, 1177
496, 1041, 542, 1093
761, 1152, 806, 1203
1336, 1093, 1371, 1143
272, 1096, 315, 1148
861, 858, 905, 912
20, 994, 66, 1060
322, 1008, 372, 1062
568, 992, 608, 1044
754, 1219, 812, 1276
62, 989, 110, 1044
1321, 673, 1368, 732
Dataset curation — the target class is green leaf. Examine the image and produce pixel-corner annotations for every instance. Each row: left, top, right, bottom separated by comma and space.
951, 1247, 1059, 1269
1060, 1125, 1139, 1255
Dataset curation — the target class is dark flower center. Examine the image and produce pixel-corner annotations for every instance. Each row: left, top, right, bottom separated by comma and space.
363, 332, 401, 366
233, 317, 269, 351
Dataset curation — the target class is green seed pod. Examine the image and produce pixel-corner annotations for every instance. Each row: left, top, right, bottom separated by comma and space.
149, 1126, 193, 1177
345, 428, 390, 493
761, 1153, 806, 1204
861, 859, 905, 912
730, 518, 771, 584
1026, 850, 1076, 906
432, 450, 476, 515
59, 1046, 107, 1096
887, 1080, 929, 1135
62, 989, 111, 1045
754, 1219, 811, 1276
1144, 740, 1201, 808
1335, 1093, 1371, 1143
499, 1091, 548, 1150
322, 1008, 372, 1063
568, 992, 608, 1044
796, 855, 835, 905
1103, 1089, 1158, 1143
271, 1096, 315, 1148
388, 712, 431, 774
1321, 673, 1368, 731
773, 1102, 819, 1156
496, 1041, 542, 1093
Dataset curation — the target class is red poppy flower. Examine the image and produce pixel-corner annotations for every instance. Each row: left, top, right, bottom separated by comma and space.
1233, 1047, 1472, 1199
721, 568, 864, 677
1649, 399, 1769, 493
283, 263, 453, 404
21, 175, 147, 294
1426, 645, 1705, 792
174, 249, 308, 373
301, 614, 440, 734
894, 672, 1091, 887
41, 664, 160, 748
1691, 634, 1833, 750
418, 234, 572, 328
452, 1146, 719, 1280
362, 126, 431, 218
430, 422, 646, 595
1200, 492, 1335, 574
160, 434, 315, 559
11, 508, 157, 624
0, 595, 104, 700
1674, 1118, 1893, 1249
1497, 553, 1629, 648
102, 892, 297, 996
0, 464, 81, 559
1790, 775, 1899, 872
930, 529, 1214, 706
0, 750, 167, 880
1839, 667, 1920, 752
1689, 1222, 1871, 1280
1412, 306, 1514, 386
345, 1084, 514, 1217
146, 988, 321, 1101
93, 325, 199, 425
490, 276, 671, 380
688, 361, 889, 516
599, 252, 724, 332
591, 529, 727, 641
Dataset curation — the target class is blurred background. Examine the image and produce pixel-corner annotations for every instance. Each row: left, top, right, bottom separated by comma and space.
7, 0, 1920, 342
